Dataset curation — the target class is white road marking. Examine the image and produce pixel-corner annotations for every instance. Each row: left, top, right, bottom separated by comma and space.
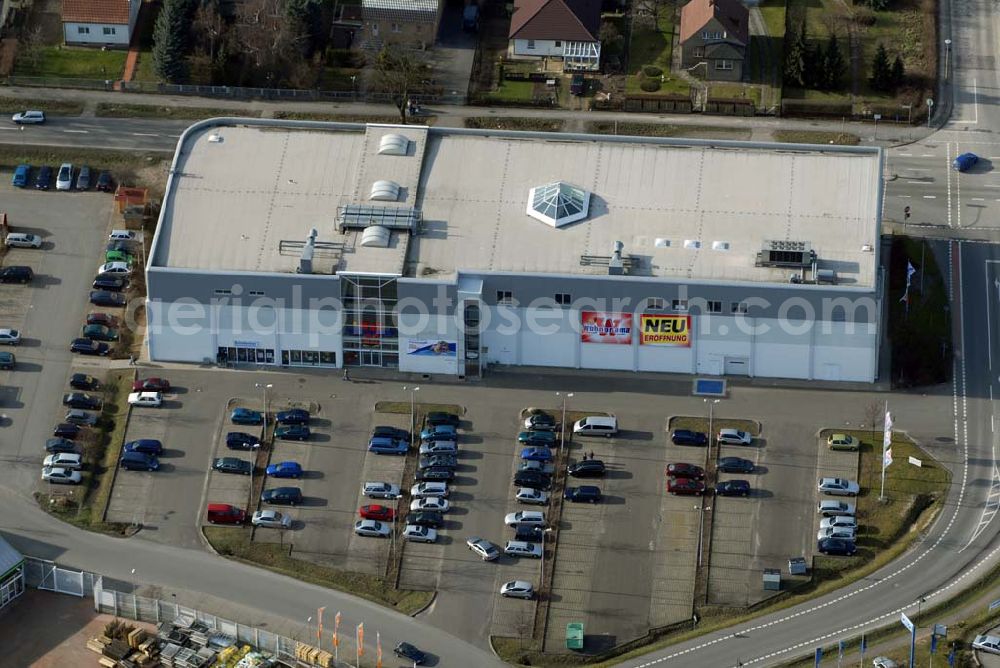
923, 195, 937, 199
898, 153, 913, 156
62, 129, 89, 134
921, 154, 935, 157
0, 127, 17, 132
973, 197, 986, 201
906, 181, 926, 184
131, 133, 159, 137
899, 195, 912, 198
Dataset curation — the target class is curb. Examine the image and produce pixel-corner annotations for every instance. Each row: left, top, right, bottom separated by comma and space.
408, 589, 437, 617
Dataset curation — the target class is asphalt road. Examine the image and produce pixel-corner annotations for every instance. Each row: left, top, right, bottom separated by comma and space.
4, 116, 188, 153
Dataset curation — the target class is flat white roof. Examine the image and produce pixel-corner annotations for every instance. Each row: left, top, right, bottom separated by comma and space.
154, 122, 882, 288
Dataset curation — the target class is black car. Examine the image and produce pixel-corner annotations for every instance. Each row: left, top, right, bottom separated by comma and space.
671, 429, 708, 446
69, 373, 99, 390
715, 480, 751, 497
373, 425, 410, 441
45, 438, 78, 454
53, 423, 81, 438
64, 409, 99, 426
92, 275, 127, 291
570, 73, 586, 96
276, 408, 310, 424
76, 165, 91, 190
35, 165, 52, 190
513, 469, 551, 490
0, 266, 33, 284
405, 510, 444, 528
525, 412, 557, 431
63, 392, 101, 410
718, 457, 755, 474
415, 466, 455, 482
394, 642, 426, 665
275, 424, 310, 441
817, 537, 857, 556
418, 454, 457, 470
261, 486, 303, 505
226, 432, 261, 450
213, 457, 253, 475
96, 170, 113, 192
564, 485, 602, 503
568, 459, 606, 477
425, 411, 460, 427
90, 290, 126, 307
70, 338, 110, 356
514, 525, 544, 542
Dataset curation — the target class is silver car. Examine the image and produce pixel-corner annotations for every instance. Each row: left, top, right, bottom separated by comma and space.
362, 481, 400, 499
818, 477, 860, 496
515, 487, 550, 505
252, 509, 292, 529
0, 328, 21, 345
973, 634, 1000, 655
717, 428, 753, 445
466, 537, 500, 561
500, 580, 534, 599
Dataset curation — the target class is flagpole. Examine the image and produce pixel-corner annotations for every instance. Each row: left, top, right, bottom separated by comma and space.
880, 402, 888, 501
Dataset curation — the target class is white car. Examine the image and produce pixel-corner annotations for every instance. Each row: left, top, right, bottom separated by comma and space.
504, 541, 543, 558
818, 477, 860, 496
108, 230, 135, 241
466, 536, 500, 561
419, 440, 457, 455
98, 261, 131, 275
128, 392, 162, 407
0, 329, 21, 345
819, 515, 858, 530
252, 509, 292, 529
354, 519, 391, 537
410, 496, 450, 513
362, 481, 399, 499
5, 234, 42, 248
500, 580, 534, 599
817, 526, 857, 541
516, 487, 550, 505
818, 500, 856, 516
718, 428, 753, 445
872, 658, 899, 668
402, 524, 438, 543
973, 634, 1000, 655
504, 510, 545, 527
56, 163, 73, 191
410, 482, 449, 498
12, 110, 45, 124
41, 466, 82, 485
43, 453, 82, 471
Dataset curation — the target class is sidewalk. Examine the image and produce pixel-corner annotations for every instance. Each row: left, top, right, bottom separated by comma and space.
6, 84, 932, 146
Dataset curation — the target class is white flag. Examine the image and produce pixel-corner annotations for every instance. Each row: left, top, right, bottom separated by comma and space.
884, 411, 893, 449
884, 447, 893, 468
906, 261, 917, 286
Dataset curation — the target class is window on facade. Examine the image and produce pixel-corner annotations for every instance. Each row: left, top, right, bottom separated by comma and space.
527, 40, 535, 49
248, 290, 264, 297
647, 297, 664, 310
716, 59, 734, 70
672, 299, 688, 311
497, 290, 513, 305
555, 41, 561, 47
103, 26, 116, 35
391, 23, 401, 33
555, 293, 571, 305
214, 289, 232, 295
78, 26, 90, 34
693, 47, 704, 57
706, 300, 722, 313
731, 301, 748, 314
702, 31, 723, 39
372, 23, 379, 35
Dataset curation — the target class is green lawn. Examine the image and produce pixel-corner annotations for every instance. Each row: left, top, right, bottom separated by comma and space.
14, 46, 126, 79
759, 0, 787, 37
131, 50, 157, 83
773, 129, 860, 145
317, 66, 362, 91
586, 121, 752, 140
95, 103, 260, 120
492, 79, 535, 102
626, 7, 685, 96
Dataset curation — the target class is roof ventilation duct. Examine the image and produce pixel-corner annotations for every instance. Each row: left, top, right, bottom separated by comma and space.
298, 228, 318, 274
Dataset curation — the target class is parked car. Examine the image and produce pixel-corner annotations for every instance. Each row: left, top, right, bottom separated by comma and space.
368, 437, 408, 455
226, 432, 260, 450
362, 481, 400, 499
715, 480, 751, 497
127, 392, 162, 407
973, 635, 1000, 655
567, 459, 605, 477
64, 409, 99, 426
373, 426, 409, 441
671, 429, 708, 446
0, 351, 14, 370
132, 377, 169, 392
415, 466, 455, 482
827, 434, 860, 451
523, 412, 557, 431
109, 229, 134, 241
213, 457, 252, 475
275, 424, 310, 440
0, 329, 20, 345
5, 233, 41, 248
41, 466, 81, 485
818, 500, 856, 517
359, 504, 395, 521
63, 392, 101, 410
514, 525, 544, 542
120, 452, 160, 471
420, 424, 457, 441
667, 477, 705, 496
123, 439, 163, 456
69, 373, 99, 390
820, 515, 858, 530
276, 408, 310, 424
504, 510, 545, 527
89, 290, 126, 307
87, 313, 118, 328
354, 519, 390, 537
564, 485, 602, 503
500, 580, 534, 599
11, 164, 30, 188
81, 324, 117, 342
410, 496, 450, 513
96, 170, 114, 192
519, 459, 548, 474
106, 249, 134, 264
817, 526, 857, 541
53, 423, 80, 438
817, 537, 857, 556
266, 461, 303, 478
419, 440, 457, 455
393, 642, 426, 665
252, 509, 292, 529
406, 510, 444, 528
98, 261, 131, 275
230, 407, 263, 425
76, 165, 91, 190
953, 152, 979, 172
516, 487, 550, 505
818, 477, 860, 496
92, 275, 127, 291
45, 438, 78, 454
517, 430, 556, 446
513, 469, 551, 490
12, 110, 45, 124
206, 504, 245, 525
872, 657, 900, 668
718, 429, 753, 445
570, 73, 585, 95
425, 411, 460, 427
418, 454, 457, 470
1, 266, 33, 284
666, 462, 704, 480
70, 338, 109, 355
402, 524, 438, 544
411, 481, 449, 498
466, 536, 500, 561
520, 446, 553, 462
261, 487, 303, 505
504, 541, 543, 558
56, 163, 73, 190
35, 166, 52, 190
44, 452, 82, 470
718, 457, 754, 474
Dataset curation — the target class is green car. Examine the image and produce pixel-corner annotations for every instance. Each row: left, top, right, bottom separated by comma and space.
105, 250, 135, 264
81, 324, 119, 342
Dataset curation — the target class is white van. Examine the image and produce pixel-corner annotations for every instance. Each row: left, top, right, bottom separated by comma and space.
108, 230, 135, 241
5, 233, 42, 249
573, 415, 618, 437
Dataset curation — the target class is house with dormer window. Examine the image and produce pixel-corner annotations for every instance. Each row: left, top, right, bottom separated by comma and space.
678, 0, 749, 82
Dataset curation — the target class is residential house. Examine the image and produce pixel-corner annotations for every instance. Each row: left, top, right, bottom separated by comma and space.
678, 0, 749, 82
359, 0, 443, 50
62, 0, 141, 48
508, 0, 601, 71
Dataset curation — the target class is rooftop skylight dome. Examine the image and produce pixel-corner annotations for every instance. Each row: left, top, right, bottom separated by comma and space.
526, 181, 591, 228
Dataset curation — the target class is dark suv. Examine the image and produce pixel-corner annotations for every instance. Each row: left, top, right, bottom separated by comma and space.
405, 510, 444, 528
513, 469, 551, 490
568, 459, 606, 477
426, 411, 460, 427
0, 266, 33, 284
415, 466, 455, 482
261, 486, 303, 505
564, 485, 602, 503
671, 429, 708, 446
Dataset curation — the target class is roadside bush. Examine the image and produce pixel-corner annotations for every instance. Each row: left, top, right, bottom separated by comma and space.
642, 65, 662, 77
640, 78, 661, 92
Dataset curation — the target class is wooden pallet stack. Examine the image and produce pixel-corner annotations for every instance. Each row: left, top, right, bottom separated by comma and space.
294, 642, 334, 668
86, 621, 159, 667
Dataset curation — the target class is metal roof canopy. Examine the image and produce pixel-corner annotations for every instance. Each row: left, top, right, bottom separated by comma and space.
0, 534, 23, 580
337, 205, 421, 233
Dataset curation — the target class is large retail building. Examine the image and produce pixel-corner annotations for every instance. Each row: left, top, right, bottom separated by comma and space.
146, 120, 884, 382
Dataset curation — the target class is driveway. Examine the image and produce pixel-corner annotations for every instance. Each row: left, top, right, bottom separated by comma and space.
429, 0, 480, 101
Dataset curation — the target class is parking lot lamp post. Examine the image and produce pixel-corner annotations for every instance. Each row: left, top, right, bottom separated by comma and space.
255, 383, 273, 433
705, 399, 719, 462
404, 385, 420, 437
556, 392, 574, 450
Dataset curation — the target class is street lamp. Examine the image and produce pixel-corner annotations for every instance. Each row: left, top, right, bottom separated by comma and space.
944, 39, 952, 77
704, 398, 720, 462
255, 383, 273, 432
556, 392, 574, 450
404, 386, 420, 436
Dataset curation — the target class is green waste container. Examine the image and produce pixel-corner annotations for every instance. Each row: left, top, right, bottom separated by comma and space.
566, 622, 584, 650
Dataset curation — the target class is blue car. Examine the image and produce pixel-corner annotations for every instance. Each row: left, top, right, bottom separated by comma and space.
35, 165, 52, 190
953, 152, 979, 172
276, 408, 310, 424
368, 437, 409, 455
11, 164, 29, 188
420, 424, 457, 441
275, 424, 310, 441
266, 461, 303, 478
226, 432, 260, 450
520, 446, 553, 462
123, 439, 164, 456
230, 407, 263, 425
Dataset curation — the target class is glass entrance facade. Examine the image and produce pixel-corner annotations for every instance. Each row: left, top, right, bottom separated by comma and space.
341, 275, 399, 368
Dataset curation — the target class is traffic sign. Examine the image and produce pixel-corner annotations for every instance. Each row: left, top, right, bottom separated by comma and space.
901, 611, 914, 632
989, 598, 1000, 611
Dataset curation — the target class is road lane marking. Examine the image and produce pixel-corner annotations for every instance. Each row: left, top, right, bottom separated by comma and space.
899, 195, 912, 198
973, 197, 985, 201
898, 153, 913, 156
923, 195, 937, 199
906, 181, 926, 184
921, 154, 935, 157
131, 133, 159, 137
62, 129, 89, 134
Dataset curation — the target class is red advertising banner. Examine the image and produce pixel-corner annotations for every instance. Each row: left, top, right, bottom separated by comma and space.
580, 311, 633, 344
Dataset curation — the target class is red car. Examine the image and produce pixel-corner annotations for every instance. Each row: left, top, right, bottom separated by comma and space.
87, 312, 118, 327
666, 463, 704, 480
133, 377, 170, 392
667, 477, 705, 496
359, 504, 395, 521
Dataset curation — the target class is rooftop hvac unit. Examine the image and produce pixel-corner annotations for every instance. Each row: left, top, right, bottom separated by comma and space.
757, 240, 815, 268
378, 134, 410, 156
360, 225, 391, 248
609, 240, 625, 275
370, 180, 401, 202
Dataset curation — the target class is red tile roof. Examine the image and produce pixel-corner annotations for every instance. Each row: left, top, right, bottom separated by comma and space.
509, 0, 601, 42
679, 0, 749, 45
62, 0, 131, 25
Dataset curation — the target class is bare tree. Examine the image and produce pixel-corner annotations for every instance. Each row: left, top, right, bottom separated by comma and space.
370, 46, 431, 124
232, 0, 307, 86
863, 400, 883, 448
192, 1, 226, 63
19, 26, 45, 71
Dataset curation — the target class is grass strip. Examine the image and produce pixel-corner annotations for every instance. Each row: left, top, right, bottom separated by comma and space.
772, 130, 861, 145
464, 117, 565, 132
94, 103, 261, 120
272, 111, 405, 124
0, 96, 84, 116
586, 121, 751, 140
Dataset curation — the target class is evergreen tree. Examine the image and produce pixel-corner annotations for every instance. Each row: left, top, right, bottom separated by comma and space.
890, 55, 905, 91
152, 0, 189, 83
869, 43, 891, 92
822, 34, 845, 90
